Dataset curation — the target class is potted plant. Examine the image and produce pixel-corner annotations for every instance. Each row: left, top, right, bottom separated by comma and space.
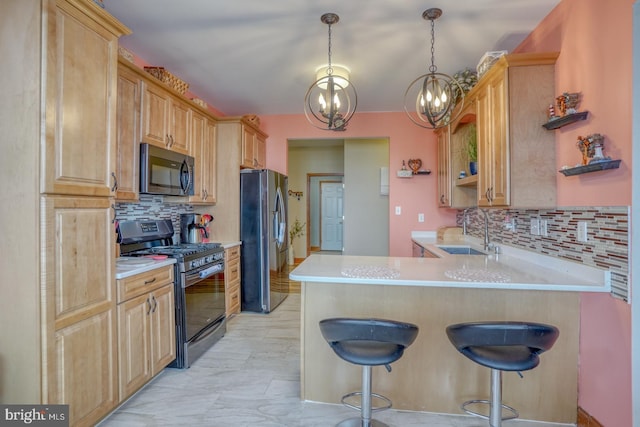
288, 218, 306, 265
465, 123, 478, 175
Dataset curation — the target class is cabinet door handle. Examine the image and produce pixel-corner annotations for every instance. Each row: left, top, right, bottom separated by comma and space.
111, 172, 118, 192
166, 134, 171, 147
151, 295, 158, 313
146, 297, 153, 315
111, 204, 117, 224
170, 135, 174, 147
144, 277, 157, 285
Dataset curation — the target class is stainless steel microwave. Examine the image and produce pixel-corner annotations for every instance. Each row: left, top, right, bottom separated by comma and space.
140, 143, 195, 196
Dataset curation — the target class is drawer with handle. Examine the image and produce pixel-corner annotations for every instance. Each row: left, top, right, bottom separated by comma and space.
117, 265, 174, 303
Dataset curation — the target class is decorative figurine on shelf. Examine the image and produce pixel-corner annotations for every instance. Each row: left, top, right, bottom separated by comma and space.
576, 133, 609, 165
408, 159, 422, 175
401, 160, 408, 170
556, 92, 581, 116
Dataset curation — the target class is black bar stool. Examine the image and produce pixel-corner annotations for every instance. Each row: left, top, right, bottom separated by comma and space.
446, 321, 559, 427
319, 318, 419, 427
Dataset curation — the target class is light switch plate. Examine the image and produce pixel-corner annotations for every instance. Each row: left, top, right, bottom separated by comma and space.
577, 221, 588, 242
530, 218, 540, 235
395, 206, 401, 215
540, 220, 548, 237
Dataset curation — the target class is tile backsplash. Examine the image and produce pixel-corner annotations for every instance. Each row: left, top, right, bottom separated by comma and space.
457, 206, 629, 301
115, 194, 193, 244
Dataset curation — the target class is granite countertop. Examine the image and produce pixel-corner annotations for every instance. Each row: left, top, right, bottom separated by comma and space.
115, 257, 176, 280
290, 233, 610, 293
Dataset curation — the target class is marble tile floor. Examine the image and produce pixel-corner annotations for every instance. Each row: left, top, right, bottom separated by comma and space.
99, 294, 574, 427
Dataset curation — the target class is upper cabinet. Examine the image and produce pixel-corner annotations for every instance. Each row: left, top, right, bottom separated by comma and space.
445, 52, 558, 208
116, 60, 142, 201
141, 79, 190, 155
438, 101, 477, 209
42, 0, 129, 197
116, 59, 222, 203
189, 110, 217, 204
241, 123, 267, 169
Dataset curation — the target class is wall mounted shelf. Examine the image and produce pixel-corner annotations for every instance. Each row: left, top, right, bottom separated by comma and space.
397, 170, 431, 178
543, 111, 589, 130
559, 159, 621, 176
455, 175, 477, 187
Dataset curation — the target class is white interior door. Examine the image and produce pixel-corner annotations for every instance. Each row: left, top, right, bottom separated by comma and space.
320, 181, 343, 251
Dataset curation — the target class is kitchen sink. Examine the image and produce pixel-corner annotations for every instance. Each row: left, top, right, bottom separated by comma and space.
437, 246, 486, 255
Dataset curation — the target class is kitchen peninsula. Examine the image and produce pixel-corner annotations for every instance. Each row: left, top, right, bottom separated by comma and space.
290, 241, 609, 423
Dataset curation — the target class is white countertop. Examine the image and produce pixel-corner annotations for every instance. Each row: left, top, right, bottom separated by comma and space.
217, 241, 242, 249
290, 234, 610, 293
115, 257, 176, 279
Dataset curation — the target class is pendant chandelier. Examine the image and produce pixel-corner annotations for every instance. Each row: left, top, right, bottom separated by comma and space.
304, 13, 357, 131
404, 8, 464, 129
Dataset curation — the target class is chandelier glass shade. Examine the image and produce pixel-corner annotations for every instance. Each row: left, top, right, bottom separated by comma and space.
304, 13, 357, 131
404, 8, 464, 129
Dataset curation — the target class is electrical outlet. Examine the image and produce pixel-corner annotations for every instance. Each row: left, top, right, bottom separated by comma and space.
530, 218, 540, 235
539, 219, 548, 237
577, 221, 588, 242
418, 213, 425, 222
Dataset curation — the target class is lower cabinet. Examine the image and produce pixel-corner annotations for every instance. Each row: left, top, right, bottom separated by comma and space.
224, 245, 241, 317
117, 266, 176, 401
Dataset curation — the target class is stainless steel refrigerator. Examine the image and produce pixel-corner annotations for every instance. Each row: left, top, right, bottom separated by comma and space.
240, 169, 289, 313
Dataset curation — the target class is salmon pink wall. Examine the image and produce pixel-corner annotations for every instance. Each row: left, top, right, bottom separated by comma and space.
259, 112, 457, 257
516, 0, 633, 425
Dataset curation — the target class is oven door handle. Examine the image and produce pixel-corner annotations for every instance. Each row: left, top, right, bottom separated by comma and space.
184, 263, 224, 287
198, 264, 224, 279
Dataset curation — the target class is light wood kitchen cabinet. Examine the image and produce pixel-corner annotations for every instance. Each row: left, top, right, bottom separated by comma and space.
41, 0, 126, 198
141, 79, 190, 155
41, 195, 119, 427
437, 102, 477, 209
115, 59, 142, 201
39, 2, 129, 426
189, 109, 217, 204
206, 119, 243, 241
117, 266, 176, 401
241, 122, 267, 169
472, 52, 558, 208
224, 245, 241, 317
3, 1, 129, 426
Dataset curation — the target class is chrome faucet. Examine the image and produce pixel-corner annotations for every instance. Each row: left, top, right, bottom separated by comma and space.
462, 209, 469, 235
481, 209, 491, 252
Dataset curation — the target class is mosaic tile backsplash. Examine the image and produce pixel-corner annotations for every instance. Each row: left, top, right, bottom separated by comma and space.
115, 194, 194, 244
457, 206, 629, 301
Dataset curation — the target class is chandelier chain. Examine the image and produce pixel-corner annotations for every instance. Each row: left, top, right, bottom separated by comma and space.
327, 23, 333, 75
429, 17, 437, 74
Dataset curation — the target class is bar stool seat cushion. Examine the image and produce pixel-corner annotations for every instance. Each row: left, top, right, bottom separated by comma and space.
446, 321, 559, 372
320, 318, 419, 366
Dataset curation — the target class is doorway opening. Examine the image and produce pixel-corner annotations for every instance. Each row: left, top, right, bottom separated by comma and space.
308, 174, 344, 254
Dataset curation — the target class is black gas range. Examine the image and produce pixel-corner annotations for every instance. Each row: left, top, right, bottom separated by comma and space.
118, 219, 226, 368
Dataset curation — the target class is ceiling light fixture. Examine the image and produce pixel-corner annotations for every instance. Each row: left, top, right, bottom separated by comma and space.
304, 13, 357, 131
404, 8, 464, 129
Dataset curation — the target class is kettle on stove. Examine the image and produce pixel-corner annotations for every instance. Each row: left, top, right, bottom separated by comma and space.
180, 213, 213, 243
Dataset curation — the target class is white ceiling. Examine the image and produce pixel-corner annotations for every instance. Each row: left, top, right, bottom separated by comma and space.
105, 0, 561, 117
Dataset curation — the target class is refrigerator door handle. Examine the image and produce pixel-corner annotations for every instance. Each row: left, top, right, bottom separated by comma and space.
274, 186, 286, 247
